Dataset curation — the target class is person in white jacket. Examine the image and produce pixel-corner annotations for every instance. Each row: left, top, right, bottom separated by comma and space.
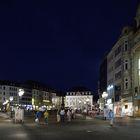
103, 106, 108, 120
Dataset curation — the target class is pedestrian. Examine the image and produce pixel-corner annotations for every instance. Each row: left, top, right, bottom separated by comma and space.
71, 109, 75, 120
44, 110, 49, 125
15, 107, 20, 123
108, 109, 114, 126
60, 108, 65, 122
57, 109, 60, 123
19, 108, 24, 124
67, 109, 71, 122
103, 106, 108, 120
35, 110, 42, 124
83, 108, 87, 119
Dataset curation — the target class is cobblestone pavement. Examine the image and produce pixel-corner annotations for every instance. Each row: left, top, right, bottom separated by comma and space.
0, 112, 140, 140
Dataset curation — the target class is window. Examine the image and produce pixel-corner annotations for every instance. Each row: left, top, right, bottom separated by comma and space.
124, 79, 128, 90
124, 60, 128, 70
115, 71, 121, 80
124, 40, 128, 52
125, 105, 128, 109
115, 46, 121, 57
115, 58, 121, 69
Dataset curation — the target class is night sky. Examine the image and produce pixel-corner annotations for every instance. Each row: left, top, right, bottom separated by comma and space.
0, 0, 138, 94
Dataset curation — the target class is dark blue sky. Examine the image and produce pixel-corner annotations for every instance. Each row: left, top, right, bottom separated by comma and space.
0, 0, 138, 94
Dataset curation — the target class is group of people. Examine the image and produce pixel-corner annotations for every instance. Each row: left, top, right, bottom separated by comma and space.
35, 108, 75, 125
35, 110, 49, 125
57, 108, 75, 123
34, 107, 114, 126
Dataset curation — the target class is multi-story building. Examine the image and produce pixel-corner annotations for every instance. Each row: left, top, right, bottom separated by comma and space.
131, 4, 140, 117
52, 91, 64, 109
105, 3, 140, 117
0, 81, 20, 110
65, 87, 93, 111
0, 80, 62, 111
24, 81, 57, 110
107, 25, 133, 117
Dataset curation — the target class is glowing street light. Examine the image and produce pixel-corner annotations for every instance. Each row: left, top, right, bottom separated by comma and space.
9, 96, 14, 118
18, 89, 24, 97
102, 92, 108, 99
9, 96, 13, 102
102, 91, 108, 107
18, 89, 24, 106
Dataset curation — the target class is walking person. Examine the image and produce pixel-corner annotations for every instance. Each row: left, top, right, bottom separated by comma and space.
103, 106, 108, 120
108, 109, 114, 126
44, 110, 49, 125
56, 109, 60, 123
83, 108, 87, 120
14, 107, 20, 123
67, 109, 72, 122
35, 110, 42, 124
60, 108, 65, 122
71, 109, 75, 120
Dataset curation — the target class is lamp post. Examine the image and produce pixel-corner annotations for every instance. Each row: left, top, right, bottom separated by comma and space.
86, 98, 90, 111
18, 89, 24, 106
102, 91, 108, 107
102, 92, 109, 120
9, 96, 13, 118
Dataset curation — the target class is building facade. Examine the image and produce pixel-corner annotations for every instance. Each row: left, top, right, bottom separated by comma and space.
65, 88, 93, 111
104, 3, 140, 117
0, 81, 20, 111
0, 80, 62, 111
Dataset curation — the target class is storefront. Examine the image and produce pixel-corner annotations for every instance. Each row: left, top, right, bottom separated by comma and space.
114, 102, 122, 117
121, 97, 133, 117
133, 96, 140, 117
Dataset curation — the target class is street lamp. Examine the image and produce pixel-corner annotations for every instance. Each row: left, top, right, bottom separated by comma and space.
9, 96, 13, 118
18, 89, 24, 106
102, 91, 108, 106
9, 96, 13, 102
